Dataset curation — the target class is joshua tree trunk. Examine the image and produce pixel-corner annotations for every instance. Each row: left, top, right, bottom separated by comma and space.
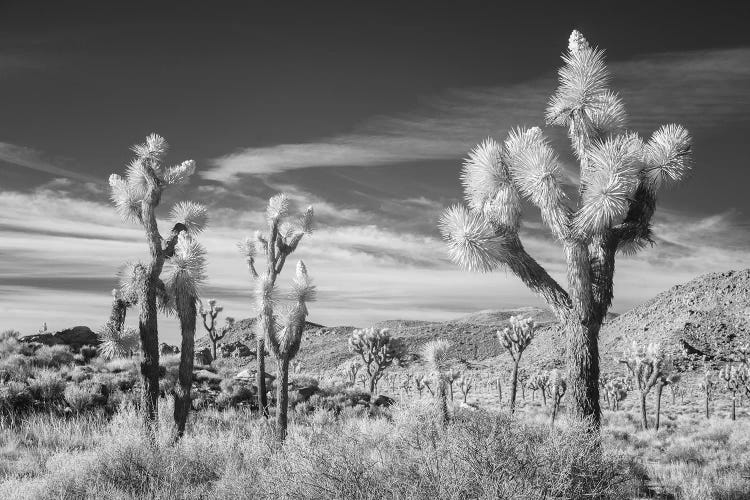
541, 388, 547, 407
276, 357, 290, 441
640, 392, 648, 430
655, 383, 663, 431
731, 394, 736, 421
705, 389, 710, 420
211, 339, 218, 361
564, 312, 601, 425
257, 336, 268, 417
510, 361, 519, 413
174, 296, 196, 438
496, 379, 502, 403
436, 378, 450, 427
369, 373, 377, 395
138, 281, 160, 437
550, 399, 560, 426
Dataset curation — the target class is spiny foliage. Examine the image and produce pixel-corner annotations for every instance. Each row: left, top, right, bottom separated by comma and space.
498, 315, 535, 361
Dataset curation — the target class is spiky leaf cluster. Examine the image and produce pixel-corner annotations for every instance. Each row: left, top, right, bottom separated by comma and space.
97, 324, 140, 360
163, 233, 208, 306
268, 260, 316, 360
422, 339, 452, 374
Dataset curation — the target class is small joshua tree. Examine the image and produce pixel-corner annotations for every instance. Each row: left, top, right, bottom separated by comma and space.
620, 342, 671, 430
348, 328, 401, 394
458, 374, 474, 404
108, 133, 205, 433
654, 368, 678, 430
345, 359, 362, 386
414, 373, 428, 397
423, 339, 452, 426
439, 31, 694, 427
720, 364, 742, 421
701, 366, 718, 420
445, 368, 462, 401
530, 370, 550, 406
549, 369, 567, 426
499, 316, 535, 413
199, 299, 234, 361
238, 193, 313, 417
604, 376, 628, 411
266, 261, 316, 441
163, 232, 208, 438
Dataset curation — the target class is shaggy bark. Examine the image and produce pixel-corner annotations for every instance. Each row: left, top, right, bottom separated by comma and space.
174, 296, 196, 437
276, 357, 290, 441
510, 362, 519, 414
655, 383, 664, 431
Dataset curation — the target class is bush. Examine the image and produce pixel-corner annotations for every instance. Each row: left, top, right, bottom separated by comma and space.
33, 345, 74, 368
28, 369, 66, 405
64, 383, 99, 413
0, 380, 32, 414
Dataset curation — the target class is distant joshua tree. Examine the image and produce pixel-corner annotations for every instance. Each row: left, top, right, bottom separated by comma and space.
620, 342, 672, 430
237, 193, 313, 418
720, 363, 743, 421
498, 316, 535, 413
348, 328, 401, 394
440, 30, 693, 428
549, 369, 567, 426
108, 133, 206, 435
199, 299, 234, 361
701, 365, 718, 420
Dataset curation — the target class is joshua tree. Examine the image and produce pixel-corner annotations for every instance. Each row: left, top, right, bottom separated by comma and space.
549, 369, 567, 426
345, 359, 362, 386
458, 374, 474, 404
348, 328, 401, 394
445, 368, 462, 401
238, 193, 313, 417
529, 370, 550, 406
414, 373, 428, 397
720, 364, 742, 421
620, 342, 671, 430
423, 339, 453, 426
439, 30, 693, 428
667, 373, 682, 404
199, 299, 234, 361
604, 376, 628, 411
498, 316, 535, 412
163, 232, 208, 438
108, 133, 205, 433
98, 290, 140, 359
701, 367, 718, 420
654, 369, 678, 430
266, 261, 316, 441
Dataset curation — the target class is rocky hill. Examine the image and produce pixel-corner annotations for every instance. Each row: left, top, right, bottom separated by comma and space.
197, 269, 749, 379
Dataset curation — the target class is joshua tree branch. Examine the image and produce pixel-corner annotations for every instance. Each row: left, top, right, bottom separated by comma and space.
163, 223, 188, 258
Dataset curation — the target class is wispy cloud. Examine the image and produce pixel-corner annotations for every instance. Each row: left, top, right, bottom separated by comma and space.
204, 47, 750, 182
0, 142, 103, 184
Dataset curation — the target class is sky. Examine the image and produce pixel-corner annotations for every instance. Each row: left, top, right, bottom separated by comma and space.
1, 1, 749, 342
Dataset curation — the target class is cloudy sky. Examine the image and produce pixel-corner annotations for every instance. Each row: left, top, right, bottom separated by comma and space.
1, 2, 749, 342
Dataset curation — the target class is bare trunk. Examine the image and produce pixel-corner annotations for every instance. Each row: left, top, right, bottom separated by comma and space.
510, 361, 519, 414
211, 339, 218, 362
565, 319, 601, 427
550, 396, 560, 426
541, 388, 547, 407
369, 374, 377, 395
640, 392, 648, 430
138, 280, 160, 439
276, 357, 290, 441
437, 378, 449, 427
257, 336, 268, 417
655, 384, 663, 431
496, 380, 502, 403
731, 394, 736, 421
705, 390, 710, 420
173, 296, 196, 438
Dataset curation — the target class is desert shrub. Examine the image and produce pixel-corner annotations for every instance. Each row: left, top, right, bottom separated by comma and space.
27, 369, 66, 406
0, 353, 33, 382
216, 379, 254, 409
64, 383, 99, 413
0, 380, 33, 415
32, 345, 74, 368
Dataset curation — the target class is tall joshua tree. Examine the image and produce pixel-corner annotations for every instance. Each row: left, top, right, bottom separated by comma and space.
108, 133, 206, 433
499, 315, 535, 413
199, 299, 234, 361
266, 261, 316, 441
238, 194, 313, 417
439, 31, 693, 427
163, 232, 208, 438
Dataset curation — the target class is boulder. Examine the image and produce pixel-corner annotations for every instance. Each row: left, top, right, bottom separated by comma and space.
20, 326, 99, 350
160, 343, 180, 355
220, 341, 253, 358
193, 369, 223, 385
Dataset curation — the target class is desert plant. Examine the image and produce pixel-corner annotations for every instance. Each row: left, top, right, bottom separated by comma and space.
549, 369, 567, 426
445, 368, 461, 401
719, 363, 743, 421
414, 373, 428, 397
98, 302, 140, 360
498, 315, 535, 412
494, 376, 502, 403
458, 374, 474, 404
267, 261, 316, 441
238, 193, 313, 417
345, 360, 362, 386
701, 366, 718, 420
423, 339, 452, 426
604, 376, 628, 411
348, 328, 400, 394
620, 342, 671, 430
439, 30, 693, 427
108, 133, 205, 434
199, 299, 234, 361
163, 231, 208, 438
529, 370, 550, 406
654, 369, 678, 430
